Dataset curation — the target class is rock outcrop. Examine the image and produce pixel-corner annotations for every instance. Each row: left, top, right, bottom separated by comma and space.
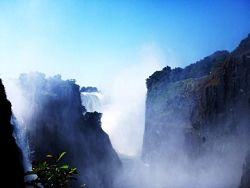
0, 79, 25, 187
80, 86, 99, 93
142, 34, 250, 186
142, 50, 230, 160
18, 73, 121, 188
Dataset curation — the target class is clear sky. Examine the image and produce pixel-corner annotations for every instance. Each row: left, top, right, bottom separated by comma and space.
0, 0, 250, 86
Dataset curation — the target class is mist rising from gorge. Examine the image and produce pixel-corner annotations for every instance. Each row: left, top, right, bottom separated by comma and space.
2, 35, 250, 188
101, 44, 165, 156
3, 72, 248, 188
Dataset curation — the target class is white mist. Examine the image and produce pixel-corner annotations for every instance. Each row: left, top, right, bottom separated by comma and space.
102, 44, 165, 156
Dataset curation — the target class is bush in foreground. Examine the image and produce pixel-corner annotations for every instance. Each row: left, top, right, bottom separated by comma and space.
25, 152, 84, 188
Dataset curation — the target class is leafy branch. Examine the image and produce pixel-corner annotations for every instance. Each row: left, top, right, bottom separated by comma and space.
25, 152, 81, 188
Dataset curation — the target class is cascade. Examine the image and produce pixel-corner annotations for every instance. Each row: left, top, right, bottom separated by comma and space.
81, 90, 103, 112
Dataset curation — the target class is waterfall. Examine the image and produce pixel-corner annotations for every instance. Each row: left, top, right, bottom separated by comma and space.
81, 91, 103, 112
11, 117, 31, 171
4, 78, 32, 171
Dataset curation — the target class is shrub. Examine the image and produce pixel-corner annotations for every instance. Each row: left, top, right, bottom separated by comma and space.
25, 152, 82, 188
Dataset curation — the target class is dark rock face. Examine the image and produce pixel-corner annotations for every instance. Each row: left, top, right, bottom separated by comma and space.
80, 86, 98, 93
142, 34, 250, 186
0, 79, 25, 187
142, 50, 230, 161
191, 48, 250, 136
18, 73, 121, 188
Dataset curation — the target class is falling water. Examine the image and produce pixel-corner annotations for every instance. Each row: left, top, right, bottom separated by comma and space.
3, 78, 32, 171
81, 91, 103, 112
11, 117, 31, 171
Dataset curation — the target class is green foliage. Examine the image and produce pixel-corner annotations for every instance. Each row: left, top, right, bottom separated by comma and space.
25, 152, 80, 188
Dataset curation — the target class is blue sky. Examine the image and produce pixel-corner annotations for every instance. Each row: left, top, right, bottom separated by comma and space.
0, 0, 250, 86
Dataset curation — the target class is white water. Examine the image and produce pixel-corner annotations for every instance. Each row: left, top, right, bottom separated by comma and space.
81, 92, 103, 112
3, 78, 32, 171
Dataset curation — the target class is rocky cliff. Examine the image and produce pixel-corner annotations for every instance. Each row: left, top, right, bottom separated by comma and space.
142, 34, 250, 187
0, 79, 25, 187
18, 73, 121, 188
142, 50, 230, 160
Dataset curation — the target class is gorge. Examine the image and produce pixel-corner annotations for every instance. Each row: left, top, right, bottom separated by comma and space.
1, 34, 250, 188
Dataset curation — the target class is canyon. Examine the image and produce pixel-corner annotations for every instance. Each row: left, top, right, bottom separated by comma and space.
1, 34, 250, 187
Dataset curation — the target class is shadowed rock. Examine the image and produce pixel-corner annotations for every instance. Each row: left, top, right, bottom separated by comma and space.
18, 73, 121, 188
0, 79, 25, 187
142, 34, 250, 187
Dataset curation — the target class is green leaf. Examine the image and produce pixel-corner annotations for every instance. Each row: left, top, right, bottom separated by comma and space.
69, 168, 77, 174
57, 152, 66, 162
60, 165, 69, 169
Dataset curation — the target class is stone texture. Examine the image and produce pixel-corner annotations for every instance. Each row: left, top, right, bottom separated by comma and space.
0, 79, 25, 187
